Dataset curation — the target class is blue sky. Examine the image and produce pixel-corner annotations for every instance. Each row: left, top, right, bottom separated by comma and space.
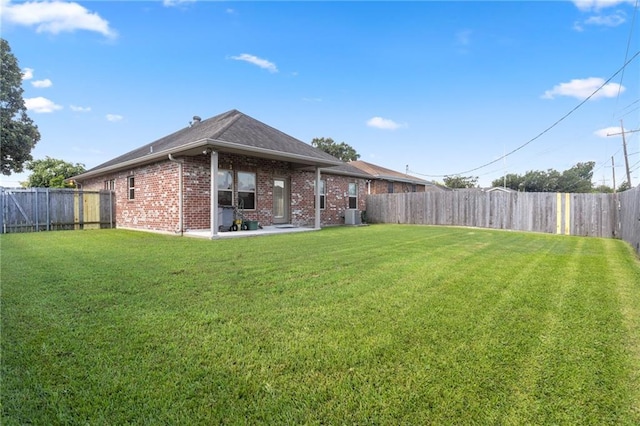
1, 0, 639, 188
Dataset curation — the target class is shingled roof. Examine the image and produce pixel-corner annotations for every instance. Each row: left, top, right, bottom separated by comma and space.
73, 109, 344, 181
348, 160, 432, 185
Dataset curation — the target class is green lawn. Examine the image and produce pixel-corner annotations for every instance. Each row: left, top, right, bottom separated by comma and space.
2, 225, 639, 425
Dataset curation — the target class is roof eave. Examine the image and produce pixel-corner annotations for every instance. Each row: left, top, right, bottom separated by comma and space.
70, 138, 343, 182
317, 168, 373, 179
209, 139, 344, 167
377, 175, 429, 185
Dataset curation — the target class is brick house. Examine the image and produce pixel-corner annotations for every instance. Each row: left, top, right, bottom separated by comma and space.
71, 110, 371, 237
348, 160, 445, 194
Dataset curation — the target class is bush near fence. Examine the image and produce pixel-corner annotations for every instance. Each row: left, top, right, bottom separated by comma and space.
366, 186, 640, 254
0, 188, 115, 233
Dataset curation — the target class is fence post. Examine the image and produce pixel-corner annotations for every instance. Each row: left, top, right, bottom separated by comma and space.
109, 190, 114, 228
79, 190, 84, 230
34, 187, 39, 232
46, 188, 50, 231
0, 188, 4, 234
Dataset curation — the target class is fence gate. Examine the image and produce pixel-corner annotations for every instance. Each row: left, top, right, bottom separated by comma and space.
1, 187, 115, 234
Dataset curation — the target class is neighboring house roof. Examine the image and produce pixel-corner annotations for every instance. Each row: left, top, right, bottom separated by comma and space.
319, 163, 374, 179
453, 187, 516, 193
348, 160, 432, 185
72, 109, 344, 181
485, 186, 517, 193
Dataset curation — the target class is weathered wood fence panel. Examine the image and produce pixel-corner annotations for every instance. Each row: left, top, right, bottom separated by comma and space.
618, 187, 640, 253
366, 187, 640, 253
1, 188, 115, 234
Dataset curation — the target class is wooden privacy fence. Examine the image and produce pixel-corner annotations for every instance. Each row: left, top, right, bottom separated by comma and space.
366, 187, 640, 253
618, 187, 640, 253
0, 188, 115, 233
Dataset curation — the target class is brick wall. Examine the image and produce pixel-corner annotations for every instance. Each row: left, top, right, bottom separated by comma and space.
80, 153, 368, 232
368, 179, 426, 194
81, 160, 181, 233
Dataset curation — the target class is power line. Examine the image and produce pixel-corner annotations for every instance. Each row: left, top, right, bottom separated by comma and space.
410, 50, 640, 178
611, 0, 639, 119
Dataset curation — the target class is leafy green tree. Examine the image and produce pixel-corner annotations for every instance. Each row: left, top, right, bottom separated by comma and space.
617, 181, 632, 192
491, 162, 595, 193
24, 157, 86, 188
592, 184, 614, 193
558, 162, 594, 193
311, 137, 360, 162
1, 38, 41, 175
443, 175, 478, 189
492, 173, 524, 190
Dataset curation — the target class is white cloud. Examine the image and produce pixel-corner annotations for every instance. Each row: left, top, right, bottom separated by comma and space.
584, 11, 627, 26
22, 67, 34, 80
106, 114, 123, 122
574, 10, 626, 30
2, 0, 116, 38
25, 96, 63, 113
366, 117, 407, 130
594, 126, 627, 137
572, 0, 632, 11
70, 105, 91, 112
32, 78, 53, 88
231, 53, 278, 73
541, 77, 624, 100
163, 0, 196, 6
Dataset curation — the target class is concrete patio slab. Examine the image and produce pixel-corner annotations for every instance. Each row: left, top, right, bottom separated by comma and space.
184, 225, 318, 239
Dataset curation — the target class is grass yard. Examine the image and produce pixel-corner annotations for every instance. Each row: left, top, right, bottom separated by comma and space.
1, 225, 639, 425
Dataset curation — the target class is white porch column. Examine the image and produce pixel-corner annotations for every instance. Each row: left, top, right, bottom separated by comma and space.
210, 150, 219, 239
315, 167, 321, 229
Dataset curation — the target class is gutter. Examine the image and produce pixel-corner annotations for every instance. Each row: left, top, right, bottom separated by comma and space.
167, 154, 184, 235
70, 138, 215, 182
70, 138, 344, 182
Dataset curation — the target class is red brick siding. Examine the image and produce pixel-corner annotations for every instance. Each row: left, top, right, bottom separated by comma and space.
80, 153, 367, 231
80, 160, 180, 232
368, 179, 426, 194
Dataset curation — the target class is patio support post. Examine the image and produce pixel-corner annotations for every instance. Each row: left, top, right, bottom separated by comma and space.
210, 150, 219, 239
315, 167, 321, 229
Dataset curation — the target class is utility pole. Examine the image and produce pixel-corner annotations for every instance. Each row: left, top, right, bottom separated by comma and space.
621, 121, 632, 188
607, 120, 639, 188
611, 156, 616, 193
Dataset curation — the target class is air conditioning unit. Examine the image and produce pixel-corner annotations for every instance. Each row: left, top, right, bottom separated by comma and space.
345, 209, 361, 225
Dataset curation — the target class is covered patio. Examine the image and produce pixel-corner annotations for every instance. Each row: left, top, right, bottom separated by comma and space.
184, 224, 319, 239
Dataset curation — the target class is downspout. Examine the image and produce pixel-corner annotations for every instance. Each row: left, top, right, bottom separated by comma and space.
315, 167, 321, 229
210, 150, 219, 239
168, 154, 184, 235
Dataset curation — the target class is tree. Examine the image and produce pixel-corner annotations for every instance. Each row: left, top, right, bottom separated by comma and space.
1, 38, 41, 175
592, 184, 614, 193
443, 175, 478, 189
311, 137, 360, 162
24, 157, 86, 188
558, 161, 594, 193
491, 162, 595, 193
617, 181, 632, 192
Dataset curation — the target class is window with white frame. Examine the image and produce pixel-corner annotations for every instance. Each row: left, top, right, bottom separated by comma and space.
127, 176, 135, 200
237, 171, 256, 210
348, 182, 358, 209
217, 169, 233, 206
314, 180, 326, 209
104, 179, 115, 191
